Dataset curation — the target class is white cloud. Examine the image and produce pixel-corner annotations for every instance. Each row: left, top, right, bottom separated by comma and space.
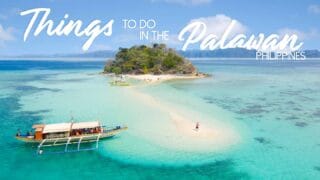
276, 28, 319, 52
278, 28, 319, 40
151, 0, 211, 6
0, 24, 15, 46
278, 28, 307, 40
187, 14, 247, 38
308, 4, 320, 14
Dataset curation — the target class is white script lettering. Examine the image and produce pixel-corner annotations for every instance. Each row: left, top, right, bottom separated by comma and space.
178, 20, 303, 51
20, 8, 114, 51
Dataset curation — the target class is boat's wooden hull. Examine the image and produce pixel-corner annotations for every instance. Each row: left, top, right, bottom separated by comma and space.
16, 126, 128, 144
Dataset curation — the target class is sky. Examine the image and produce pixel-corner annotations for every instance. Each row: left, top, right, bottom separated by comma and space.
0, 0, 319, 55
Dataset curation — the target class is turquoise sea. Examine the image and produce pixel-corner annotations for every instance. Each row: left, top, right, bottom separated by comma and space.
0, 60, 320, 179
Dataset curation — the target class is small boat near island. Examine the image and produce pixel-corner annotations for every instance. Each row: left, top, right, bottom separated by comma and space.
109, 75, 130, 86
16, 121, 127, 154
109, 80, 130, 86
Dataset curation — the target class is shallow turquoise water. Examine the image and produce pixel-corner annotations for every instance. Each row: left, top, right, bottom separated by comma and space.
0, 60, 320, 179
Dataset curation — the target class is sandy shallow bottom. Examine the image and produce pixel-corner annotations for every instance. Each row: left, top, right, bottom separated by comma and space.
124, 86, 241, 153
107, 73, 241, 153
14, 71, 242, 165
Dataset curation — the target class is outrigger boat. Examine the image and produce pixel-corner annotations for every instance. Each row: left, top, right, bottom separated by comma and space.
109, 80, 130, 86
109, 75, 130, 86
16, 121, 127, 154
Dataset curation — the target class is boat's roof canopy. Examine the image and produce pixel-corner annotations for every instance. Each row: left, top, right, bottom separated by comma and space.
41, 121, 101, 134
42, 123, 72, 134
71, 121, 100, 129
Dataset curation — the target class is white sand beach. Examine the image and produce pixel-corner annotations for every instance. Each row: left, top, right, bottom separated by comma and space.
126, 74, 207, 84
124, 86, 240, 152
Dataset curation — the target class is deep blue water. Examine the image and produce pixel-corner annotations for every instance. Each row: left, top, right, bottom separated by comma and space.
0, 60, 105, 70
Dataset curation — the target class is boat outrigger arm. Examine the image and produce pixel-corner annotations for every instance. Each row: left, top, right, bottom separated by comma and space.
15, 121, 128, 154
37, 133, 102, 154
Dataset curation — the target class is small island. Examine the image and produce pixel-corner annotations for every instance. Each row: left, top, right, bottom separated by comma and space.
104, 44, 207, 82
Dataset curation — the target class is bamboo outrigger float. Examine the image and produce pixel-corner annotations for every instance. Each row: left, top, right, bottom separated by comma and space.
16, 121, 127, 154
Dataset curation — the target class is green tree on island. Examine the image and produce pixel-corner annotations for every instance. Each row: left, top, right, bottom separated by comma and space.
104, 44, 197, 75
